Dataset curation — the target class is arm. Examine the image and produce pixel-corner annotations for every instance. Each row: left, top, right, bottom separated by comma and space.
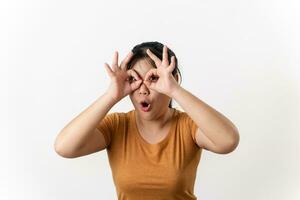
143, 45, 239, 154
54, 50, 142, 158
54, 92, 117, 157
54, 51, 141, 157
171, 86, 240, 154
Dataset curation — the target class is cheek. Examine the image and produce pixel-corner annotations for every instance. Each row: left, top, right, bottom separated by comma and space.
129, 95, 135, 103
129, 93, 139, 104
153, 94, 169, 103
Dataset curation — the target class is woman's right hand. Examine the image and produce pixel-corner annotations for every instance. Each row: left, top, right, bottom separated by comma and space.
103, 51, 142, 102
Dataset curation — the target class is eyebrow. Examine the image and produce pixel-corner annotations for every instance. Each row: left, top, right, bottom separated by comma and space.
131, 69, 145, 79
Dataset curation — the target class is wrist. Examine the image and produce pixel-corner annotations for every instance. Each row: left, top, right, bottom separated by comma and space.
169, 85, 183, 99
103, 91, 120, 105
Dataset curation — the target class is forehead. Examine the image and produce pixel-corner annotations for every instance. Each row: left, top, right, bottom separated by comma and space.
131, 58, 155, 77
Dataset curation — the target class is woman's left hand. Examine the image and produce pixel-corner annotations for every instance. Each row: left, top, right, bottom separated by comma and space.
144, 45, 180, 97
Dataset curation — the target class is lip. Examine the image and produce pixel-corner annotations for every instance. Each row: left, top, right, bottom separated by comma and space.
139, 102, 151, 112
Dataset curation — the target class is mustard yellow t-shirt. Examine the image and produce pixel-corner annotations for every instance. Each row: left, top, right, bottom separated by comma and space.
97, 108, 203, 200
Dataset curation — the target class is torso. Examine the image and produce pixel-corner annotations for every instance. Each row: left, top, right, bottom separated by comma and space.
135, 108, 175, 145
137, 122, 172, 144
104, 109, 202, 200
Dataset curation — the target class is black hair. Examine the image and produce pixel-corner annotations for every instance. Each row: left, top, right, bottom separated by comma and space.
127, 41, 182, 108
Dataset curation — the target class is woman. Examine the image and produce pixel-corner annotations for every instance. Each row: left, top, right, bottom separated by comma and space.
54, 41, 240, 200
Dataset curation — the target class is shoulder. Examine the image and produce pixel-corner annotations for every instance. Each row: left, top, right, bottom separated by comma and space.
173, 108, 201, 148
108, 110, 134, 125
172, 108, 192, 128
101, 111, 127, 127
174, 108, 191, 122
104, 110, 138, 126
103, 111, 123, 120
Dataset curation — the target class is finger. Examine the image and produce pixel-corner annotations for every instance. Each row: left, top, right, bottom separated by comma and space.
162, 45, 169, 65
126, 69, 141, 81
144, 68, 158, 82
120, 51, 134, 70
104, 63, 114, 78
146, 49, 161, 67
143, 78, 152, 88
111, 51, 119, 71
168, 56, 176, 72
131, 79, 143, 90
143, 76, 155, 89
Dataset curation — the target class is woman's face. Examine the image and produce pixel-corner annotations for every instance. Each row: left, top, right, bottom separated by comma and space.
129, 58, 171, 120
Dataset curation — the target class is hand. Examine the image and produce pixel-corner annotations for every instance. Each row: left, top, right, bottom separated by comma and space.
144, 45, 180, 97
104, 51, 143, 102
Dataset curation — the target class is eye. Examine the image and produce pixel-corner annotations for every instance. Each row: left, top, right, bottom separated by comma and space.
128, 76, 137, 82
149, 76, 158, 81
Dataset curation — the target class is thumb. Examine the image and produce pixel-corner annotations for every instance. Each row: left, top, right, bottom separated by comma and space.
131, 79, 143, 90
143, 79, 153, 89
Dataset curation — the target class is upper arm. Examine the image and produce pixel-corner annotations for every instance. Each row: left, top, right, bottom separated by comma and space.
59, 128, 108, 158
195, 127, 236, 154
195, 127, 217, 151
181, 111, 238, 154
56, 112, 120, 159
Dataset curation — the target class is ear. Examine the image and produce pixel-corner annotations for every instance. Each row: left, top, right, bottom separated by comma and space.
174, 73, 179, 82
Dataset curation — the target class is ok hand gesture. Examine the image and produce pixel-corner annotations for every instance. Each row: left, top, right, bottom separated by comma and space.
143, 45, 180, 97
104, 51, 143, 102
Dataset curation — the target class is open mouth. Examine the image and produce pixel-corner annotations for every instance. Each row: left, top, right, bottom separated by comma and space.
140, 101, 151, 111
141, 102, 149, 107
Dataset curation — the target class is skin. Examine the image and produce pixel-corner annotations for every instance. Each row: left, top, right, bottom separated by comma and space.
105, 45, 240, 153
54, 44, 240, 159
129, 45, 240, 153
129, 58, 177, 132
53, 48, 239, 200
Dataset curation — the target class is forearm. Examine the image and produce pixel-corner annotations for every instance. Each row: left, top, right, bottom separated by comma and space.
54, 92, 117, 152
171, 86, 239, 147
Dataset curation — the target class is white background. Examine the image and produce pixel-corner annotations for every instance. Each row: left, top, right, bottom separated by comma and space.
1, 0, 299, 199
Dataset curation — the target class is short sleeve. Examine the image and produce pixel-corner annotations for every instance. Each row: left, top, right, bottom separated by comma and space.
96, 112, 120, 148
181, 112, 199, 144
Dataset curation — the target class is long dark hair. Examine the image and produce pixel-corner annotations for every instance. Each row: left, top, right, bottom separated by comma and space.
127, 41, 182, 108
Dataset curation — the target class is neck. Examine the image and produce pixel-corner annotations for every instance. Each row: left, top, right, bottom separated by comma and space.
135, 107, 174, 130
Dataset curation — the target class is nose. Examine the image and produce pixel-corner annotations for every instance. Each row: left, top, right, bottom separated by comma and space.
138, 82, 150, 95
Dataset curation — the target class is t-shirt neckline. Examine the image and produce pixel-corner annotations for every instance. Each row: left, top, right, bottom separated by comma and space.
132, 108, 177, 147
